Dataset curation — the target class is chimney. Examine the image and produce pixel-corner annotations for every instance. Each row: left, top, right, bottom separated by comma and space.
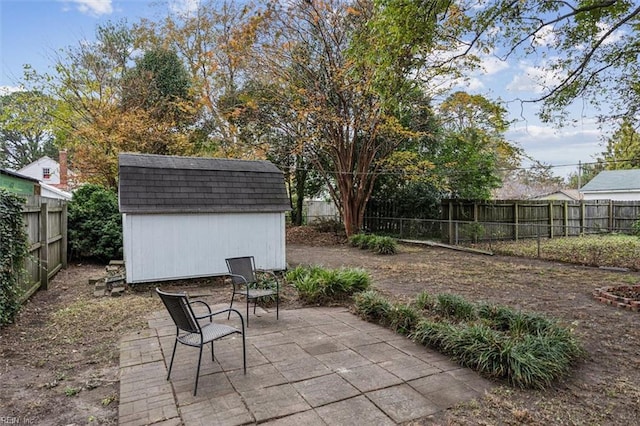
59, 150, 68, 190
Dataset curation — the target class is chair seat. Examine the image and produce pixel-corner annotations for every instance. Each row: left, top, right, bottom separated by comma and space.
246, 288, 277, 298
178, 322, 240, 347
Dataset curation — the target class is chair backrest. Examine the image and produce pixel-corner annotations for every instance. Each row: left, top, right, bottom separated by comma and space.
226, 256, 257, 285
156, 288, 200, 333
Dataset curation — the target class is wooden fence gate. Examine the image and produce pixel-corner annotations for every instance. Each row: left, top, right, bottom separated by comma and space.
20, 196, 68, 302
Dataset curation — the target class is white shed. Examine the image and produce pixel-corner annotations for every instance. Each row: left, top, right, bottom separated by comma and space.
118, 153, 291, 284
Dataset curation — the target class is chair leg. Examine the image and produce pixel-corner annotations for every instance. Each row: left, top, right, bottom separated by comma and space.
246, 297, 250, 327
211, 341, 214, 361
276, 293, 279, 320
194, 345, 204, 396
242, 332, 246, 374
228, 293, 236, 320
167, 338, 178, 380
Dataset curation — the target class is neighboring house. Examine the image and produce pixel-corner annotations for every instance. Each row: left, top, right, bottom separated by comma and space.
17, 151, 73, 191
529, 189, 583, 201
580, 169, 640, 201
40, 182, 72, 201
118, 153, 292, 284
0, 168, 40, 196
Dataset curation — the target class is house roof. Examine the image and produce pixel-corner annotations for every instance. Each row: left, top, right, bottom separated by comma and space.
530, 189, 582, 201
118, 153, 291, 214
1, 168, 40, 183
580, 169, 640, 192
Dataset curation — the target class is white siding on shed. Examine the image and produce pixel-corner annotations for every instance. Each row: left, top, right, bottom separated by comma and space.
123, 212, 286, 283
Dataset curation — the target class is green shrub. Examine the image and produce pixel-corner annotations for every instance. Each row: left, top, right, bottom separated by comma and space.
435, 293, 477, 321
0, 190, 28, 326
633, 217, 640, 237
287, 265, 371, 304
387, 303, 419, 335
353, 290, 392, 323
68, 184, 122, 262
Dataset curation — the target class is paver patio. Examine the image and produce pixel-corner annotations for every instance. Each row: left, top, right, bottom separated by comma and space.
119, 298, 495, 425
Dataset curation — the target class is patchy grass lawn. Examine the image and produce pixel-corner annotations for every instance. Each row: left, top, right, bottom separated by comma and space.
2, 227, 639, 425
488, 234, 640, 271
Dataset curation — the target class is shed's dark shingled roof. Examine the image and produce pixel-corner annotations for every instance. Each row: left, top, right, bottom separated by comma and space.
118, 153, 291, 214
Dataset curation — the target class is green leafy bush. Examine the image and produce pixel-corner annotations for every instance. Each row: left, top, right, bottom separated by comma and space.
353, 290, 391, 323
633, 217, 640, 237
68, 184, 122, 262
286, 265, 370, 304
0, 190, 28, 326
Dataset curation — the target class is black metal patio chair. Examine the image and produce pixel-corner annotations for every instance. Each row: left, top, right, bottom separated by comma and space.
156, 288, 246, 396
225, 256, 279, 326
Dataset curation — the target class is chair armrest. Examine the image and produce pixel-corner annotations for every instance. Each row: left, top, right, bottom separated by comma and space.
197, 308, 246, 333
227, 273, 251, 292
190, 300, 213, 323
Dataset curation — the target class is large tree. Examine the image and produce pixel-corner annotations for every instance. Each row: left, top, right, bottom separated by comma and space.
602, 118, 640, 169
46, 22, 200, 187
0, 90, 58, 169
134, 0, 267, 157
247, 0, 458, 235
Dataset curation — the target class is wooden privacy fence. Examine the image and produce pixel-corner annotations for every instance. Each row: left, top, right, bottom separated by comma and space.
364, 199, 640, 243
20, 196, 68, 302
442, 199, 640, 242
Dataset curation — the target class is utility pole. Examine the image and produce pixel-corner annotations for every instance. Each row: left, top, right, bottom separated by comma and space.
577, 161, 582, 189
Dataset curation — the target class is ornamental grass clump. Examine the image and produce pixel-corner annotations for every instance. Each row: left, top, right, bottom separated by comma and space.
413, 290, 435, 311
387, 303, 420, 335
410, 298, 585, 389
348, 233, 397, 255
435, 293, 478, 321
353, 290, 392, 323
287, 265, 370, 304
355, 289, 584, 389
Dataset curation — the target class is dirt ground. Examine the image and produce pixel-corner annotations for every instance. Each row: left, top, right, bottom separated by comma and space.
1, 228, 639, 425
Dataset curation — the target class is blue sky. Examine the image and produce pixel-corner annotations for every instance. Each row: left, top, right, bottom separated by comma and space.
0, 0, 605, 179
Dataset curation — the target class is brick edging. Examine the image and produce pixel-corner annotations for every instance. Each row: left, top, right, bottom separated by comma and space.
593, 285, 640, 312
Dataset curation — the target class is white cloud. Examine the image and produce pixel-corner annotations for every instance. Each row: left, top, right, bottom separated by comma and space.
169, 0, 200, 16
480, 55, 509, 75
0, 86, 23, 96
507, 122, 602, 168
65, 0, 113, 16
532, 25, 556, 47
506, 61, 563, 94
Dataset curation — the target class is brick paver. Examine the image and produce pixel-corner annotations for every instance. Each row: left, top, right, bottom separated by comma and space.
119, 304, 495, 425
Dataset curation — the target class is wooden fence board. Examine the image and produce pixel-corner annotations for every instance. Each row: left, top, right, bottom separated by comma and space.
18, 196, 68, 303
364, 198, 640, 242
